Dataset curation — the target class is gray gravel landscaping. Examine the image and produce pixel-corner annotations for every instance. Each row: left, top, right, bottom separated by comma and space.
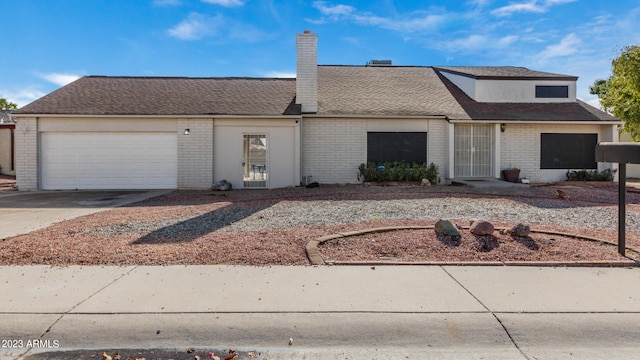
219, 197, 639, 233
2, 183, 639, 265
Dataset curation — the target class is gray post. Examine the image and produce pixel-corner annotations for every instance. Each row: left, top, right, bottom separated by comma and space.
618, 163, 626, 256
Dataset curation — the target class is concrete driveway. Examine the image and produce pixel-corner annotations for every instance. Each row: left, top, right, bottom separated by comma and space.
0, 190, 172, 239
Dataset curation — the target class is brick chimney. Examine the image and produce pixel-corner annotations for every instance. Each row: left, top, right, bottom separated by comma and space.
296, 30, 318, 113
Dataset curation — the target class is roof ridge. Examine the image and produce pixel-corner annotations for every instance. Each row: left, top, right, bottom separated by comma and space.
85, 75, 295, 80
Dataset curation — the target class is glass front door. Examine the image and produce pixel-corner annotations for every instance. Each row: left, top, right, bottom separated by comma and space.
243, 134, 268, 188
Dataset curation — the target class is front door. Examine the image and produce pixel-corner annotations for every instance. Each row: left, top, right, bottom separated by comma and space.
243, 134, 268, 188
454, 124, 494, 178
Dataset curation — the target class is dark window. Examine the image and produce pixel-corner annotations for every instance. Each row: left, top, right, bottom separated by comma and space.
540, 133, 597, 169
367, 132, 427, 164
536, 85, 569, 98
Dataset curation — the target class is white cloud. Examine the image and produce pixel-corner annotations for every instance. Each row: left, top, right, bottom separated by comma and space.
468, 0, 491, 7
167, 12, 223, 40
263, 71, 296, 78
537, 33, 581, 60
0, 88, 46, 108
40, 72, 81, 86
544, 0, 576, 5
491, 1, 545, 17
441, 34, 519, 52
202, 0, 245, 6
491, 0, 576, 17
582, 96, 601, 108
354, 13, 445, 32
310, 2, 446, 33
313, 1, 355, 18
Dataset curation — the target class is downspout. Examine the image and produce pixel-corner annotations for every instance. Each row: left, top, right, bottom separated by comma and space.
10, 128, 14, 172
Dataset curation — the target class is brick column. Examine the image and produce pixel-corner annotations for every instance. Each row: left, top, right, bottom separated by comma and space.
177, 118, 214, 189
15, 117, 38, 190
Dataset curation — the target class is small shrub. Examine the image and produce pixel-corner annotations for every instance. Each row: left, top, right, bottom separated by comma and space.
358, 162, 439, 183
565, 169, 614, 181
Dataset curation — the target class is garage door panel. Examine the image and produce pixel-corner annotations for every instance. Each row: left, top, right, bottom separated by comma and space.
42, 132, 177, 190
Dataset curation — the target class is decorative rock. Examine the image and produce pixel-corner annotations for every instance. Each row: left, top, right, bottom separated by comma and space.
509, 223, 531, 237
434, 219, 461, 240
470, 219, 495, 236
212, 179, 233, 191
421, 178, 432, 187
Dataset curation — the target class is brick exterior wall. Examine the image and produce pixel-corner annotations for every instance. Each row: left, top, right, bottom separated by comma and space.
177, 119, 213, 189
296, 32, 318, 113
302, 117, 447, 184
500, 123, 613, 183
15, 118, 38, 190
426, 120, 448, 180
302, 118, 366, 183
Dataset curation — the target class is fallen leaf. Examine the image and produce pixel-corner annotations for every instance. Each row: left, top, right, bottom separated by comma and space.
101, 352, 112, 360
187, 348, 196, 353
114, 353, 121, 360
224, 353, 237, 360
248, 352, 256, 358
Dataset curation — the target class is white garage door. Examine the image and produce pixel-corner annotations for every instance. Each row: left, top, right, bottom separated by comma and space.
41, 132, 177, 190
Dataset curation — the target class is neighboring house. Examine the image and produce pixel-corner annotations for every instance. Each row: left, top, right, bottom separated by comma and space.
0, 110, 16, 176
12, 31, 621, 191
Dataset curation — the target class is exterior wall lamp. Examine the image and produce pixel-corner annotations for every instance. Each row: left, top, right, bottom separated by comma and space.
184, 129, 190, 135
500, 123, 506, 132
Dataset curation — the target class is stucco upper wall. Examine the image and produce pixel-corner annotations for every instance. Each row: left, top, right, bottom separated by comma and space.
441, 72, 576, 103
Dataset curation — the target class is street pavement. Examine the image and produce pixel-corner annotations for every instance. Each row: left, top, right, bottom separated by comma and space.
1, 265, 639, 359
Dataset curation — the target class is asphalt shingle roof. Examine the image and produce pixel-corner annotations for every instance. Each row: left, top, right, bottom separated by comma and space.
317, 65, 470, 119
14, 66, 617, 123
15, 76, 300, 116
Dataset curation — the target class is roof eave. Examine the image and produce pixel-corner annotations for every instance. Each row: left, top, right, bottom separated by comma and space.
11, 113, 302, 119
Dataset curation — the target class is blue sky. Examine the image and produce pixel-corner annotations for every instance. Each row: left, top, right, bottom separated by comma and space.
2, 0, 639, 108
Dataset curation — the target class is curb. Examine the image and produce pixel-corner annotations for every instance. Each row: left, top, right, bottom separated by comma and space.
305, 225, 640, 267
327, 260, 638, 267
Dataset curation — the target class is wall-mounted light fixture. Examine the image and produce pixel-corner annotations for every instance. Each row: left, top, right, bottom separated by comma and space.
500, 123, 506, 132
184, 128, 190, 135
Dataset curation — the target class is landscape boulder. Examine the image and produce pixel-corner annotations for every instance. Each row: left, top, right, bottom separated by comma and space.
434, 219, 461, 240
470, 219, 495, 236
509, 223, 531, 237
421, 178, 432, 187
212, 179, 233, 191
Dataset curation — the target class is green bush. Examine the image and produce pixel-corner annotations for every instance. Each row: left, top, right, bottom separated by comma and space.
358, 162, 439, 183
565, 169, 614, 181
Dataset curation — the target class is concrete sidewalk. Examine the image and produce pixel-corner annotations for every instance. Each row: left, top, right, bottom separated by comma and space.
1, 265, 639, 359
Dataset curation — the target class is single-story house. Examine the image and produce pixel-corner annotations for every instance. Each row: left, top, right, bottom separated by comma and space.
12, 31, 621, 190
0, 110, 16, 176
